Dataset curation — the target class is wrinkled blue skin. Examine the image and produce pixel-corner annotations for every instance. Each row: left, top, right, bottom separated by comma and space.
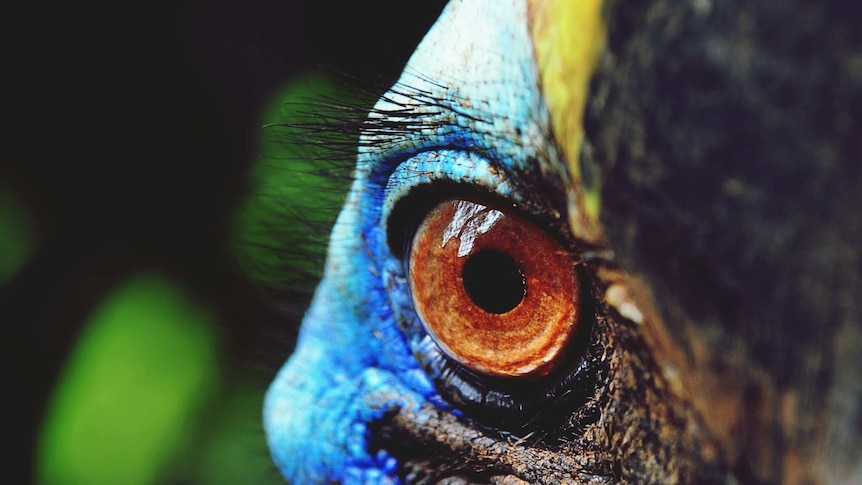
264, 1, 569, 482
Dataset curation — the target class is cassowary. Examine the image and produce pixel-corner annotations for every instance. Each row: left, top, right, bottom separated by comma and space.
264, 0, 862, 483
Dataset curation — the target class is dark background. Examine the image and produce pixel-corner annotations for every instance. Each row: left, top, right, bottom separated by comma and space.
2, 1, 446, 482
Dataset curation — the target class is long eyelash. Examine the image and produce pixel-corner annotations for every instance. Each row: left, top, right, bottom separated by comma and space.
243, 72, 488, 368
359, 73, 545, 155
238, 74, 379, 367
250, 69, 576, 418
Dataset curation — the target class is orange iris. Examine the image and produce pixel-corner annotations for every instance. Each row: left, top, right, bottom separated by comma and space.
408, 199, 579, 378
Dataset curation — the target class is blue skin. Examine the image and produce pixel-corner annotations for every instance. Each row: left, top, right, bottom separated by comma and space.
263, 1, 569, 482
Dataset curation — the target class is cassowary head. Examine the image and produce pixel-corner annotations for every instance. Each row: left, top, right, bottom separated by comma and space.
264, 0, 862, 483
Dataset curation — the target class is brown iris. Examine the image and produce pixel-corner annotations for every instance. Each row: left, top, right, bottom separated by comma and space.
408, 199, 579, 378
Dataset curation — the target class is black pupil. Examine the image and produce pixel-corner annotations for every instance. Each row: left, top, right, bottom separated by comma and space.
462, 249, 525, 314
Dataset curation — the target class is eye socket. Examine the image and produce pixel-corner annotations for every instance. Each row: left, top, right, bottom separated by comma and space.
408, 199, 580, 379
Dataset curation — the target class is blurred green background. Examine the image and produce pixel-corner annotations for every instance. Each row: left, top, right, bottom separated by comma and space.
3, 1, 445, 483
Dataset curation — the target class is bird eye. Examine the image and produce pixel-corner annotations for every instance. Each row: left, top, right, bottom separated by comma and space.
408, 199, 580, 379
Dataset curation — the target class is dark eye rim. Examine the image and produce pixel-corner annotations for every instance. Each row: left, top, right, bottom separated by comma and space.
386, 180, 576, 262
409, 267, 604, 435
385, 183, 605, 434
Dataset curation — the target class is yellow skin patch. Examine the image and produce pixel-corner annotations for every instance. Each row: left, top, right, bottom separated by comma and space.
528, 0, 608, 244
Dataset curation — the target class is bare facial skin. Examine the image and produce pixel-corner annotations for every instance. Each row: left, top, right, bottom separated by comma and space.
265, 1, 862, 483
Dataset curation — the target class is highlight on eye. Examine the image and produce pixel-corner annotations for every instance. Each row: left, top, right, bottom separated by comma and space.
408, 199, 580, 379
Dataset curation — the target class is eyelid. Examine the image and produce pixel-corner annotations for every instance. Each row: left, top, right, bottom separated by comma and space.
380, 150, 523, 238
381, 149, 587, 268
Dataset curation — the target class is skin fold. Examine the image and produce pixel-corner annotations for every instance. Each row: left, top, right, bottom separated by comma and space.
264, 0, 862, 483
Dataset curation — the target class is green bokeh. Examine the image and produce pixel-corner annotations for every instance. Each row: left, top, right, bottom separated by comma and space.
37, 273, 220, 485
0, 184, 36, 286
233, 71, 365, 289
36, 71, 364, 484
191, 378, 276, 485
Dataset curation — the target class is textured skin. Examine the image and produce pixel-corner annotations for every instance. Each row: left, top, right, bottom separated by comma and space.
265, 2, 562, 482
265, 0, 861, 483
582, 1, 862, 482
